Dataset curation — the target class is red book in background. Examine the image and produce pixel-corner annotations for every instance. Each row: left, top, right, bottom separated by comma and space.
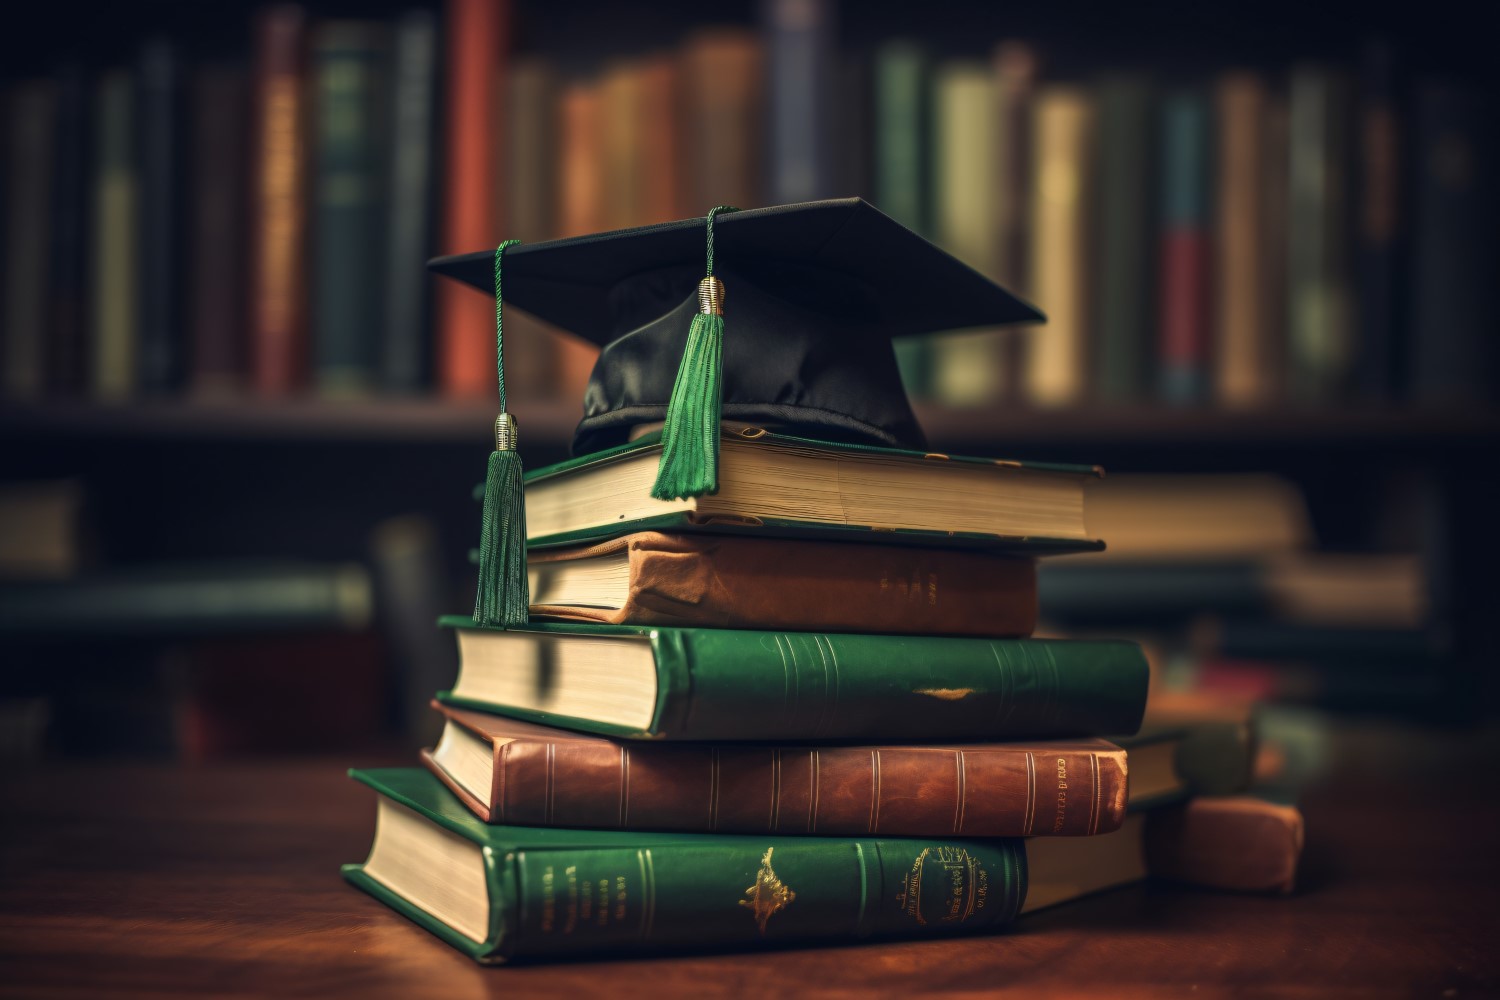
436, 0, 508, 399
248, 6, 309, 395
1158, 91, 1211, 404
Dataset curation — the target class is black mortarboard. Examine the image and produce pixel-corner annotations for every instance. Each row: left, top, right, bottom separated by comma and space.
437, 200, 1042, 629
429, 198, 1043, 458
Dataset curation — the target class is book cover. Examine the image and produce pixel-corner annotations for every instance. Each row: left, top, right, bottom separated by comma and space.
249, 5, 310, 395
426, 702, 1125, 836
436, 0, 508, 399
930, 61, 1003, 406
1027, 86, 1093, 406
438, 616, 1149, 741
380, 9, 437, 392
1157, 90, 1211, 405
873, 41, 930, 396
311, 21, 388, 395
343, 766, 1028, 962
527, 530, 1038, 636
1146, 796, 1303, 893
188, 63, 249, 395
90, 71, 139, 400
1093, 75, 1155, 404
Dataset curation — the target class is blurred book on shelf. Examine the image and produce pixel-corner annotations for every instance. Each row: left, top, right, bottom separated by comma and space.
1, 7, 1490, 415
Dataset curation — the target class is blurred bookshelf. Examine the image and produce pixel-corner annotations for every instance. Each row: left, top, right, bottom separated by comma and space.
2, 0, 1496, 758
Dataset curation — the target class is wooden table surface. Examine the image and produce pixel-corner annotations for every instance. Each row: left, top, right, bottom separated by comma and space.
1, 725, 1496, 999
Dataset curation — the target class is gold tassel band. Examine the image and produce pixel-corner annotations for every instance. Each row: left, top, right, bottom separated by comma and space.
494, 412, 519, 452
697, 276, 726, 316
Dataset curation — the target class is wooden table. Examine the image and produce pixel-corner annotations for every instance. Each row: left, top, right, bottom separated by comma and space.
2, 725, 1496, 998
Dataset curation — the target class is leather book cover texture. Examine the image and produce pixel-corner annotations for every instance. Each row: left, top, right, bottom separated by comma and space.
529, 531, 1038, 637
424, 701, 1125, 837
1145, 795, 1303, 893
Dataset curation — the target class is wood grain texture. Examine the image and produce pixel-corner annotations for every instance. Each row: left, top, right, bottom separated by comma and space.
1, 725, 1496, 998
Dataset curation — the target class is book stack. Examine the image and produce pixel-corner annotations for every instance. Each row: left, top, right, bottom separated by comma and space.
341, 200, 1303, 963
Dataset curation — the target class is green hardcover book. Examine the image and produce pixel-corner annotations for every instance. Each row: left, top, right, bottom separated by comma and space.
437, 616, 1148, 741
520, 427, 1104, 555
342, 767, 1150, 963
873, 42, 931, 397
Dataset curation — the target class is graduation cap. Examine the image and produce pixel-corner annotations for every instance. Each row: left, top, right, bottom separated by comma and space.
431, 198, 1043, 628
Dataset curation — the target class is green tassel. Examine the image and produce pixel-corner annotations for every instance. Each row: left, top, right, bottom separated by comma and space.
474, 239, 529, 628
651, 206, 736, 501
651, 302, 723, 500
474, 417, 529, 627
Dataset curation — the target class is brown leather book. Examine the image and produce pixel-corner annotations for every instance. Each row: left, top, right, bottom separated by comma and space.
528, 531, 1037, 636
423, 701, 1126, 837
1146, 796, 1304, 893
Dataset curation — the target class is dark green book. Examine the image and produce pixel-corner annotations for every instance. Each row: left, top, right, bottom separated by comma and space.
873, 42, 931, 397
1093, 75, 1155, 403
312, 21, 388, 394
342, 768, 1047, 963
437, 616, 1147, 741
522, 427, 1103, 555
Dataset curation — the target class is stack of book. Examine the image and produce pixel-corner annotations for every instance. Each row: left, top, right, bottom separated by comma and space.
343, 428, 1304, 962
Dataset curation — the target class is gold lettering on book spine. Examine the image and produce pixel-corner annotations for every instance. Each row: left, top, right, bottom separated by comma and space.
739, 848, 796, 935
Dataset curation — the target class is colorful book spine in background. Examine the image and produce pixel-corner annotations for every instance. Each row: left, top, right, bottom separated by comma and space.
764, 0, 834, 205
873, 41, 930, 397
189, 63, 250, 395
602, 57, 680, 231
993, 42, 1039, 402
436, 0, 507, 399
1027, 86, 1093, 407
47, 63, 89, 396
1287, 66, 1354, 403
1157, 91, 1211, 405
380, 9, 438, 393
1260, 95, 1291, 400
1355, 43, 1402, 402
312, 22, 388, 396
137, 41, 185, 395
249, 6, 310, 395
930, 62, 1003, 406
1093, 75, 1154, 404
554, 80, 604, 401
1408, 84, 1492, 404
2, 82, 55, 400
681, 29, 765, 214
500, 55, 558, 397
90, 72, 139, 400
636, 57, 681, 226
1214, 74, 1272, 408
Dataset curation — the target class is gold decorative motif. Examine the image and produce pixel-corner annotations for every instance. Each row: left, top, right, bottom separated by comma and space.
739, 848, 796, 934
895, 846, 990, 926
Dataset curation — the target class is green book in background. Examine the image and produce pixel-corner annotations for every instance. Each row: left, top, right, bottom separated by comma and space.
873, 41, 931, 398
342, 767, 1157, 963
1093, 75, 1154, 404
437, 616, 1148, 741
90, 71, 139, 400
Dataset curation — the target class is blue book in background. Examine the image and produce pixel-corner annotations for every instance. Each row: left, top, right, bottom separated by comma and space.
1157, 91, 1211, 405
763, 0, 834, 205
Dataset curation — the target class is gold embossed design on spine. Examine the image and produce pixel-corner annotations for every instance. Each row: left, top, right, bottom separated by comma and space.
739, 847, 796, 934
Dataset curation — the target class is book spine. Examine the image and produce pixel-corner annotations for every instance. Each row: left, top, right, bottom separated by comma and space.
1407, 84, 1492, 403
636, 57, 681, 226
930, 62, 1003, 406
137, 40, 185, 394
652, 632, 1148, 741
1213, 74, 1270, 408
3, 82, 56, 400
485, 739, 1123, 837
1026, 86, 1094, 406
437, 0, 507, 399
1355, 43, 1401, 402
764, 0, 833, 204
600, 62, 647, 230
249, 5, 310, 395
90, 72, 139, 400
381, 9, 437, 392
873, 42, 929, 396
494, 836, 1024, 959
1157, 91, 1210, 405
506, 56, 557, 243
682, 30, 765, 217
1093, 76, 1154, 403
48, 63, 90, 396
1287, 67, 1354, 402
189, 64, 249, 394
1146, 796, 1303, 893
552, 80, 604, 399
312, 22, 387, 395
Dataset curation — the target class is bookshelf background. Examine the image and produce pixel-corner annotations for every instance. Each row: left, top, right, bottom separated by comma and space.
2, 0, 1496, 757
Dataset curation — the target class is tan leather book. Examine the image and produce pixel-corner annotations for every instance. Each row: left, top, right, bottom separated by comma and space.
1146, 796, 1304, 893
423, 701, 1126, 837
527, 531, 1037, 636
